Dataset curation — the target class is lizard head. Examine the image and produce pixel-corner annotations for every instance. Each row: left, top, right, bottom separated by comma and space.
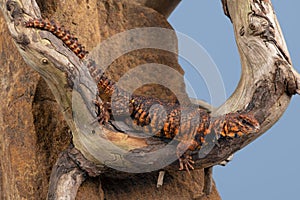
216, 112, 260, 138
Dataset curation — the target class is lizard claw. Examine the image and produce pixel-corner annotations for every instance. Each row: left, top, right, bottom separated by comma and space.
178, 153, 195, 174
93, 99, 111, 125
176, 140, 196, 174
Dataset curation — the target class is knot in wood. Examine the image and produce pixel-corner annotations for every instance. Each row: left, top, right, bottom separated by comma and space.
248, 20, 265, 36
15, 34, 30, 46
6, 0, 23, 23
239, 26, 245, 36
248, 14, 274, 39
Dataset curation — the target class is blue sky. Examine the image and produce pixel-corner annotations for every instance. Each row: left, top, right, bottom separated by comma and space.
169, 1, 300, 199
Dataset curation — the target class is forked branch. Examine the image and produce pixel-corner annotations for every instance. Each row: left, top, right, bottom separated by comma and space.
2, 0, 300, 173
1, 0, 300, 199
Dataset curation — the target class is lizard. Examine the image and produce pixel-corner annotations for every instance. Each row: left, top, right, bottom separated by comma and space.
85, 60, 260, 171
25, 18, 260, 171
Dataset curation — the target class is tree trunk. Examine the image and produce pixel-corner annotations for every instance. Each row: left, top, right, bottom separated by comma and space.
0, 0, 221, 199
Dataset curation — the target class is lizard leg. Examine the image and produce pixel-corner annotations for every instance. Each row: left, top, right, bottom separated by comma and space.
178, 153, 195, 174
176, 141, 196, 173
93, 98, 111, 124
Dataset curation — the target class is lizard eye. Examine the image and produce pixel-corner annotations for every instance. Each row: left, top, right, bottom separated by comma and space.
241, 118, 255, 128
241, 119, 251, 126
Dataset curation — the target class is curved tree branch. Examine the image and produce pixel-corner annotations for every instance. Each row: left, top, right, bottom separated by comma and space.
216, 0, 299, 139
2, 0, 300, 172
2, 0, 300, 199
189, 0, 300, 168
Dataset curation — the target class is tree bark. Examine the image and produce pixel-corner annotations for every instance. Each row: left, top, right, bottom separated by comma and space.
0, 0, 221, 199
1, 0, 299, 199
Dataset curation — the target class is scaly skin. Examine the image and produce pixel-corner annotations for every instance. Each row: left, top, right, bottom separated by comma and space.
87, 59, 260, 171
26, 18, 260, 171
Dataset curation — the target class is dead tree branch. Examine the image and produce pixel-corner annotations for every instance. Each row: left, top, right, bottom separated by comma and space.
2, 0, 300, 199
2, 0, 300, 176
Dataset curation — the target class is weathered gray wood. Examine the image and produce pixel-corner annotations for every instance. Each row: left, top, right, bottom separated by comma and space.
1, 0, 300, 199
1, 1, 208, 199
183, 0, 300, 168
47, 147, 86, 200
215, 0, 299, 145
2, 0, 300, 174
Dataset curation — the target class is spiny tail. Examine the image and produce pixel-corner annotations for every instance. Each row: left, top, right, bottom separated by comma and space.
25, 18, 88, 59
85, 59, 120, 102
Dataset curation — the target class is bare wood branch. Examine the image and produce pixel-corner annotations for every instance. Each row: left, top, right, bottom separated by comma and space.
2, 0, 299, 172
2, 0, 300, 198
0, 0, 221, 199
193, 0, 300, 167
216, 0, 298, 134
48, 147, 87, 200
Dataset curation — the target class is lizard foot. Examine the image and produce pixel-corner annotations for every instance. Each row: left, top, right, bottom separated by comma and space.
93, 99, 111, 125
176, 141, 196, 174
178, 153, 195, 174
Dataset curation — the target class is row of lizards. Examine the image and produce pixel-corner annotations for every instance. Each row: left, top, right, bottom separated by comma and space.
25, 18, 260, 171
